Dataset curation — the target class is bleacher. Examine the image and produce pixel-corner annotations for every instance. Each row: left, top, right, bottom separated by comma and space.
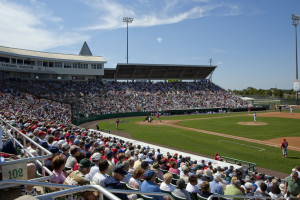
0, 81, 292, 200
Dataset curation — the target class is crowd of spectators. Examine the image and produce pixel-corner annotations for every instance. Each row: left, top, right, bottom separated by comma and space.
1, 80, 249, 116
1, 82, 299, 199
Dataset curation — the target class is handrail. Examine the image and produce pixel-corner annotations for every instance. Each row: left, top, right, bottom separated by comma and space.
220, 156, 256, 171
103, 189, 174, 200
0, 117, 54, 189
207, 194, 288, 200
0, 180, 121, 200
0, 180, 174, 200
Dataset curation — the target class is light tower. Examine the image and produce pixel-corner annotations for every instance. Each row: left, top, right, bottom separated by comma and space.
292, 14, 300, 101
123, 17, 133, 64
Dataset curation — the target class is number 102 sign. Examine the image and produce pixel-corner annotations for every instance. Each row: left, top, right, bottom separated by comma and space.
2, 163, 28, 180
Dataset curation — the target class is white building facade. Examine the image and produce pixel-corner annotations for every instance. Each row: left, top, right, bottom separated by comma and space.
0, 42, 106, 81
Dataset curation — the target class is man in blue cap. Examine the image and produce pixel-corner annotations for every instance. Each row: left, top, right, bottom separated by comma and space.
82, 143, 91, 158
104, 165, 129, 200
39, 146, 60, 174
140, 169, 165, 200
146, 152, 154, 165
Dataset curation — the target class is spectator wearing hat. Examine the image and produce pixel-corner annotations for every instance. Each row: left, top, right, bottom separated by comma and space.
141, 160, 149, 171
38, 131, 47, 143
57, 140, 65, 149
43, 146, 60, 173
168, 161, 180, 175
152, 162, 164, 180
73, 152, 86, 171
140, 169, 165, 200
105, 150, 115, 176
82, 143, 91, 159
186, 174, 201, 195
209, 174, 224, 195
203, 168, 213, 182
68, 135, 75, 145
61, 142, 70, 160
128, 158, 135, 174
133, 153, 145, 170
173, 178, 191, 200
64, 158, 97, 200
180, 165, 190, 184
85, 153, 102, 181
104, 165, 130, 200
28, 138, 39, 157
244, 182, 254, 196
74, 139, 80, 147
161, 158, 170, 171
129, 168, 145, 189
50, 155, 67, 185
160, 173, 176, 192
92, 159, 109, 187
121, 161, 132, 183
65, 145, 79, 169
146, 152, 154, 165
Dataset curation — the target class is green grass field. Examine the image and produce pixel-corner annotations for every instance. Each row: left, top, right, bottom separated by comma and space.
98, 111, 300, 174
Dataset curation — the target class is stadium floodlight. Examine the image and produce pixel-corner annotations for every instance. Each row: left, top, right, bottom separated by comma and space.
292, 14, 300, 101
123, 17, 134, 64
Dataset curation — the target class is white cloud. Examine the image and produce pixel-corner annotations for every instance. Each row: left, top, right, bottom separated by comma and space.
211, 48, 228, 54
217, 61, 224, 65
81, 0, 241, 30
157, 37, 163, 43
0, 0, 88, 51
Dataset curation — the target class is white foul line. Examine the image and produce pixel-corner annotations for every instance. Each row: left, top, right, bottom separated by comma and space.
219, 140, 266, 151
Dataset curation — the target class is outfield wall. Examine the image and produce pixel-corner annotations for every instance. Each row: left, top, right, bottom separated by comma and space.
73, 107, 267, 125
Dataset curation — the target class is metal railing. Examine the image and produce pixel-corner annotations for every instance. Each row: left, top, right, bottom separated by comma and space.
221, 156, 257, 172
0, 117, 53, 189
207, 194, 293, 200
0, 180, 175, 200
0, 180, 121, 200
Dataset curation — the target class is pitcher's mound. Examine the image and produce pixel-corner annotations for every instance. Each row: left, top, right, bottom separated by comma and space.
238, 122, 268, 126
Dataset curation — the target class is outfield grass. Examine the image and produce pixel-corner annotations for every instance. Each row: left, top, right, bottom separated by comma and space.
99, 112, 300, 173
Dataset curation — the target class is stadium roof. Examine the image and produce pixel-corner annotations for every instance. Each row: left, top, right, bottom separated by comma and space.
79, 41, 93, 56
0, 45, 106, 63
103, 63, 216, 80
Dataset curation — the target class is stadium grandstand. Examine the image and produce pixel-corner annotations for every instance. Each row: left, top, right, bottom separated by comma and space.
0, 44, 293, 199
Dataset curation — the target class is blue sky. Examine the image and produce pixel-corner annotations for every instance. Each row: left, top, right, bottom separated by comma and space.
0, 0, 299, 90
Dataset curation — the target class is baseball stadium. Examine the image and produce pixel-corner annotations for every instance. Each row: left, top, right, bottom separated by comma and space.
0, 43, 299, 200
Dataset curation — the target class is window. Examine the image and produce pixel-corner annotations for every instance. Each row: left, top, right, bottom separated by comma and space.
0, 56, 10, 63
43, 61, 48, 67
73, 63, 78, 68
37, 61, 42, 66
11, 58, 16, 64
55, 62, 63, 68
91, 64, 101, 69
64, 63, 72, 68
17, 59, 23, 65
24, 60, 35, 66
